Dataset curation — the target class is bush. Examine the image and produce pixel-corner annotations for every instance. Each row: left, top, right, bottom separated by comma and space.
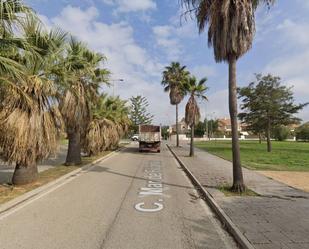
273, 126, 290, 141
194, 121, 206, 137
296, 123, 309, 141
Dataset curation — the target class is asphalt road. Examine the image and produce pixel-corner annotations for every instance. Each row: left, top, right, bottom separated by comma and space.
0, 143, 237, 249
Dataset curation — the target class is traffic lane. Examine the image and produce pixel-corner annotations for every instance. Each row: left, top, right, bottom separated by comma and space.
101, 145, 237, 249
0, 145, 144, 249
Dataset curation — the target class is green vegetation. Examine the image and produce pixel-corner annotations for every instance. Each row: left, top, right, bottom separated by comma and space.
184, 76, 208, 157
238, 74, 307, 152
0, 1, 130, 185
181, 0, 277, 192
218, 185, 259, 197
161, 62, 190, 147
296, 123, 309, 141
273, 125, 291, 141
195, 141, 309, 171
129, 95, 153, 133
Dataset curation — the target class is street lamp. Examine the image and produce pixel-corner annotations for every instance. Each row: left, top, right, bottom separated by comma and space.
109, 78, 124, 96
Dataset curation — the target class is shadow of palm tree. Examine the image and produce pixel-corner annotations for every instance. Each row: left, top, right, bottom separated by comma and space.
88, 166, 193, 190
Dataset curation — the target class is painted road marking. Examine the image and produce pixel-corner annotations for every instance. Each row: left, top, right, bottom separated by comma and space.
134, 160, 166, 213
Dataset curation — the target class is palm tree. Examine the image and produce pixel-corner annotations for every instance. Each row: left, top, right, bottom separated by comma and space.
181, 0, 274, 192
60, 38, 109, 165
83, 94, 130, 156
162, 62, 189, 147
0, 19, 66, 185
184, 76, 208, 157
0, 0, 35, 79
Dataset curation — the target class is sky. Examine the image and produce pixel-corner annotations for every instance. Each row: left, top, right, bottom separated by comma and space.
25, 0, 309, 125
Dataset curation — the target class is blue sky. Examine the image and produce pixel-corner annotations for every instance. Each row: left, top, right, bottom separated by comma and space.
25, 0, 309, 125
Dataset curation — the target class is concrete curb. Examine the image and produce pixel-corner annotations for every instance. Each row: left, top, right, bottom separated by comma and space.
166, 144, 254, 249
0, 147, 125, 216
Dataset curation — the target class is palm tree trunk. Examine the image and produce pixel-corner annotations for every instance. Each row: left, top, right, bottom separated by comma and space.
176, 104, 179, 147
12, 163, 38, 185
65, 131, 82, 166
266, 120, 272, 152
229, 56, 245, 192
190, 124, 194, 157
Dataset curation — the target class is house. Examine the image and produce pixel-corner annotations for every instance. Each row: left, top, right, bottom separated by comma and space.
218, 118, 243, 133
217, 117, 249, 133
169, 118, 190, 134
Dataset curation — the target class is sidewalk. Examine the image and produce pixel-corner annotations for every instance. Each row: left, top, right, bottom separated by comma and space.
170, 144, 309, 249
0, 144, 68, 184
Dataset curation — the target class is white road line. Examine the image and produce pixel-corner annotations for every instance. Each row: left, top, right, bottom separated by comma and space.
0, 150, 120, 221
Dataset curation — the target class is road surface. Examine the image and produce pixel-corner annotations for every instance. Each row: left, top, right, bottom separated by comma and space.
0, 143, 237, 249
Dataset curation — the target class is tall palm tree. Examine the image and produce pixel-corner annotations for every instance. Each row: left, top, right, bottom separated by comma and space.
0, 0, 35, 79
181, 0, 274, 192
0, 19, 66, 185
184, 76, 208, 157
162, 62, 189, 147
60, 38, 109, 165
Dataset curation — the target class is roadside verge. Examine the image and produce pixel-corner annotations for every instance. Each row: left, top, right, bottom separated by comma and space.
0, 146, 126, 216
166, 144, 254, 249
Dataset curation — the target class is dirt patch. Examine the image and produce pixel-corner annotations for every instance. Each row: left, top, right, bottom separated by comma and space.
258, 171, 309, 192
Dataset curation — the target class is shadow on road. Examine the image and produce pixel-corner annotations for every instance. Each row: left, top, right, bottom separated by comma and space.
88, 166, 194, 190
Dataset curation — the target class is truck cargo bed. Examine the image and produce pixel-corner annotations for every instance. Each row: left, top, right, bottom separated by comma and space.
139, 125, 161, 153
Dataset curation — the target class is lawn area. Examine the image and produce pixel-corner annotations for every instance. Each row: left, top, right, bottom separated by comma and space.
195, 140, 309, 171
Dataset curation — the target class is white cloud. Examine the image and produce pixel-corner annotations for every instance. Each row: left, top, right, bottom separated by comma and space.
264, 50, 309, 97
152, 14, 200, 61
297, 0, 309, 9
152, 25, 182, 60
102, 0, 156, 13
263, 18, 309, 121
277, 19, 309, 46
39, 5, 172, 124
200, 89, 229, 120
190, 65, 217, 79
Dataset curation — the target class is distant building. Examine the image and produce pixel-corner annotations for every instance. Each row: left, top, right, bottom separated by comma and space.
218, 118, 243, 133
170, 118, 190, 134
288, 123, 300, 132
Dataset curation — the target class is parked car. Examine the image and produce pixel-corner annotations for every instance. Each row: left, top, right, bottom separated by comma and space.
131, 134, 139, 141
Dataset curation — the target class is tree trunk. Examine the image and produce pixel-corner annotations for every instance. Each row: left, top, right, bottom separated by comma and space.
259, 133, 262, 144
229, 57, 245, 192
65, 131, 82, 166
190, 124, 194, 157
266, 120, 272, 152
176, 104, 179, 147
12, 163, 38, 185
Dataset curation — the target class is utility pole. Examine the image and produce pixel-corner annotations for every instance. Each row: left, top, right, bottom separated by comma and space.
110, 79, 124, 97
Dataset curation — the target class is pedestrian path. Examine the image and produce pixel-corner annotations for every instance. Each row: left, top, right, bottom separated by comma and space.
170, 144, 309, 249
0, 144, 68, 184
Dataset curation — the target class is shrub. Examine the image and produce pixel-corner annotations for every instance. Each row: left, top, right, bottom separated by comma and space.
273, 126, 290, 141
296, 123, 309, 141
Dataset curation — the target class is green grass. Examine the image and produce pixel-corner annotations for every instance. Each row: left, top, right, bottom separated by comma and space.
195, 140, 309, 171
218, 185, 259, 197
60, 138, 68, 145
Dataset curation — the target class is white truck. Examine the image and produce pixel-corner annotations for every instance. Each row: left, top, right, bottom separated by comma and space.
139, 125, 161, 153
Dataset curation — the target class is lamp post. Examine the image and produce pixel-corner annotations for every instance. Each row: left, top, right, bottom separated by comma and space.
110, 78, 124, 97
